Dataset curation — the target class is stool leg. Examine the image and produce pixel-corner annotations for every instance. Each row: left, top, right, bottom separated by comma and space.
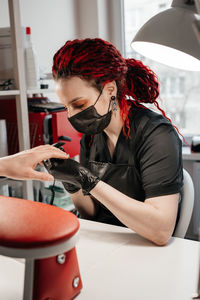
23, 259, 34, 300
33, 247, 82, 300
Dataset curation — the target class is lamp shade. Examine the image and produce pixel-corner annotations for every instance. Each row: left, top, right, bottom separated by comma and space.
131, 0, 200, 71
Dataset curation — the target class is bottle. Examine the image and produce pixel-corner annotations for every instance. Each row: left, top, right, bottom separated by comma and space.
24, 27, 39, 90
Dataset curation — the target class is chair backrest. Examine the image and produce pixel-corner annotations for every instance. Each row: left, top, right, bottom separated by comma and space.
174, 169, 194, 238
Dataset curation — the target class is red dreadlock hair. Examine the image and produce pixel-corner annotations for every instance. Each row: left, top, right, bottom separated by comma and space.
52, 38, 171, 138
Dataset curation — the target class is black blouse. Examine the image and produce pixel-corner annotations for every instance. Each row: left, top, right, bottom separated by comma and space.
80, 104, 183, 201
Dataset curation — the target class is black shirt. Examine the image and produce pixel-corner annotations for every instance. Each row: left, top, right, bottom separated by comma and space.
80, 103, 183, 225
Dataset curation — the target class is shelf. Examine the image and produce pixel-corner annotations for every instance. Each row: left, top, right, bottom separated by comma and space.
0, 90, 20, 96
27, 88, 55, 94
1, 0, 34, 200
0, 89, 55, 97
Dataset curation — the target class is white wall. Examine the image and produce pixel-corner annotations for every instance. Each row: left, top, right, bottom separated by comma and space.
0, 0, 124, 74
76, 0, 124, 55
21, 0, 78, 74
0, 0, 78, 73
76, 0, 110, 41
76, 0, 99, 38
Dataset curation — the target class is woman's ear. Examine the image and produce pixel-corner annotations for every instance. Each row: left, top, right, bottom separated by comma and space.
104, 81, 117, 96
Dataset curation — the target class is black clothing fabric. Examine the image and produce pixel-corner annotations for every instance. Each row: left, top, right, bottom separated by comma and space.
80, 103, 183, 228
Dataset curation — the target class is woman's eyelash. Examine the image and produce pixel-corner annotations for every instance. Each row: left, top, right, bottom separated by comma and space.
64, 101, 86, 111
74, 104, 84, 109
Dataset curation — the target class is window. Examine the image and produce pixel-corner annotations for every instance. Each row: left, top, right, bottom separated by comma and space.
123, 0, 200, 135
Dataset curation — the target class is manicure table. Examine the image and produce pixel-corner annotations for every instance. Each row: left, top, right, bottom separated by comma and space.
0, 216, 199, 300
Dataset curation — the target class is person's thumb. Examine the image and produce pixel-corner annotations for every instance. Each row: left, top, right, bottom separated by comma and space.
30, 170, 54, 181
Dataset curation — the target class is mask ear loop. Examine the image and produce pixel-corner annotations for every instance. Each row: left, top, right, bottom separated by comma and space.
93, 86, 113, 113
93, 87, 104, 106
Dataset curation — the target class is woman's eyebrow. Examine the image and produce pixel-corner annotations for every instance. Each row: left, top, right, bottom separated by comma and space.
69, 97, 83, 104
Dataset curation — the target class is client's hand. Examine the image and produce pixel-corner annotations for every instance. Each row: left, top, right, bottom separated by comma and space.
0, 145, 68, 181
44, 157, 100, 195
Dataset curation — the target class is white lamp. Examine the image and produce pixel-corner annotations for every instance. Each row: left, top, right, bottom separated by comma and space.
131, 0, 200, 71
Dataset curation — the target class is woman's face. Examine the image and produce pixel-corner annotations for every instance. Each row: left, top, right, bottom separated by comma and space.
55, 76, 116, 118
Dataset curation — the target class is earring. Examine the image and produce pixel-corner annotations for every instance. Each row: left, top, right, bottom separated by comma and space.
111, 96, 117, 116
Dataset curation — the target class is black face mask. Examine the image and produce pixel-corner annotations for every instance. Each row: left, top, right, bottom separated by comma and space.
68, 89, 112, 135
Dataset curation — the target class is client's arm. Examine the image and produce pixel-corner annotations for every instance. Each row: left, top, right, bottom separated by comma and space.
0, 145, 68, 181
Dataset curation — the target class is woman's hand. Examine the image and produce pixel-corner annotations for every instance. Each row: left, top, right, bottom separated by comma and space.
44, 157, 100, 195
0, 145, 69, 181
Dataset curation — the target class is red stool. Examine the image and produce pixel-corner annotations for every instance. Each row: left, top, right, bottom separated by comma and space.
0, 196, 82, 300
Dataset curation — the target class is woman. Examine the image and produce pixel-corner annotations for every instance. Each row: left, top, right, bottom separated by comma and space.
47, 38, 183, 246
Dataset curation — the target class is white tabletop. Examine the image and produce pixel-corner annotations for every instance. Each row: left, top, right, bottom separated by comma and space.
0, 219, 199, 300
76, 219, 200, 300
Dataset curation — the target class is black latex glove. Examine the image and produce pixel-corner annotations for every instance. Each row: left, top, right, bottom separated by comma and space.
44, 157, 100, 195
48, 142, 80, 194
62, 182, 80, 194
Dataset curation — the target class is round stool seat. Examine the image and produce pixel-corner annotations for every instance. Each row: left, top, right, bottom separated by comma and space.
0, 196, 82, 300
0, 196, 80, 259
